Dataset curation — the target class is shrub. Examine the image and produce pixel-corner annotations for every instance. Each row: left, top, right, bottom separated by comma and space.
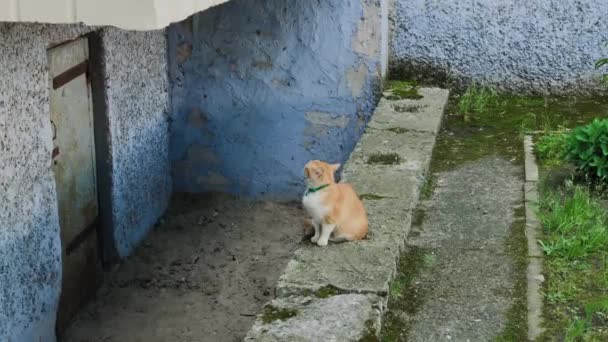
565, 118, 608, 179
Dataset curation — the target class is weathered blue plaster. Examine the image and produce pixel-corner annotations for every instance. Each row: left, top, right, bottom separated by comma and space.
0, 23, 171, 341
169, 0, 384, 198
0, 22, 93, 342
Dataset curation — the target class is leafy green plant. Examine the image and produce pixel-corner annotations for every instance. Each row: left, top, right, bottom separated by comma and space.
457, 83, 498, 122
565, 118, 608, 179
535, 130, 569, 166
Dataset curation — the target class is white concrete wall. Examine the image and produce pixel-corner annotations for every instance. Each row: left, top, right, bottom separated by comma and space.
390, 0, 608, 94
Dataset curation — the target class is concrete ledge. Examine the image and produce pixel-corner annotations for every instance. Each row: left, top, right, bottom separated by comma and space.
244, 294, 384, 341
524, 135, 545, 340
244, 88, 449, 341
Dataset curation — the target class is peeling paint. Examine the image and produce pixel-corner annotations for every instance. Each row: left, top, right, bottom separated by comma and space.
168, 0, 387, 198
352, 0, 381, 58
346, 64, 368, 98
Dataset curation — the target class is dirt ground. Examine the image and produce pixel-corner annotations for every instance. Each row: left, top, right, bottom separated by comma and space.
62, 193, 308, 342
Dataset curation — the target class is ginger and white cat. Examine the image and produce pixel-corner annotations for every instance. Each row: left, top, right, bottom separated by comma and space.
302, 160, 368, 246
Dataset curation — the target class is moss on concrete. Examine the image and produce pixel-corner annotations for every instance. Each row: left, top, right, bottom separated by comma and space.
261, 305, 298, 324
314, 285, 346, 299
358, 319, 379, 342
385, 80, 423, 100
496, 205, 529, 341
385, 127, 411, 134
411, 208, 427, 228
380, 246, 432, 341
393, 104, 421, 113
359, 194, 394, 200
366, 153, 402, 165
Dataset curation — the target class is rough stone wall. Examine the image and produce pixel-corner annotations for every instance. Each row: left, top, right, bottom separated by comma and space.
390, 0, 608, 94
168, 0, 387, 198
0, 22, 93, 342
0, 23, 171, 341
102, 28, 172, 257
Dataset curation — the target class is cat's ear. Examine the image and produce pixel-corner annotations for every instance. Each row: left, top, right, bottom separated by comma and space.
330, 163, 341, 172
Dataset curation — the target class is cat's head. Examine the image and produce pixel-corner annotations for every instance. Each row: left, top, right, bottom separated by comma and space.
304, 160, 341, 186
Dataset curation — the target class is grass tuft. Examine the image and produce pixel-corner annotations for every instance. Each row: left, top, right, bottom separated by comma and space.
457, 83, 498, 122
538, 180, 608, 340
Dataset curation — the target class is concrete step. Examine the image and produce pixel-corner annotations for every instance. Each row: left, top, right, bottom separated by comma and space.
244, 87, 449, 341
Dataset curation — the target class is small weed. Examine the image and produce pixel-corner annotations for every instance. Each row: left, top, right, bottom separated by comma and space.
385, 80, 423, 100
535, 130, 570, 167
261, 305, 298, 324
422, 253, 437, 267
367, 153, 402, 165
457, 83, 499, 122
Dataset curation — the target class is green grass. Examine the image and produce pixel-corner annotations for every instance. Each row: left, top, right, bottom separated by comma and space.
538, 183, 608, 260
535, 130, 570, 167
457, 83, 498, 122
538, 180, 608, 340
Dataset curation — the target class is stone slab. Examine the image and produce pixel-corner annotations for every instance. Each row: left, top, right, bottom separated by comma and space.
343, 166, 424, 207
275, 199, 413, 298
276, 239, 399, 298
367, 88, 449, 133
244, 294, 385, 342
343, 130, 437, 174
245, 87, 448, 340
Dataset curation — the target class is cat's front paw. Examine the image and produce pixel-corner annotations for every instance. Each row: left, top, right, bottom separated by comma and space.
311, 235, 319, 243
317, 239, 328, 247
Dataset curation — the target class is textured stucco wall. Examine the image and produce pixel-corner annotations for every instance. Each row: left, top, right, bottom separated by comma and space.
390, 0, 608, 94
168, 0, 386, 198
102, 28, 172, 257
0, 23, 170, 341
0, 23, 92, 342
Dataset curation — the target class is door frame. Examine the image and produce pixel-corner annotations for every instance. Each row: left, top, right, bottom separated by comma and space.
48, 32, 118, 271
50, 31, 118, 336
87, 31, 119, 268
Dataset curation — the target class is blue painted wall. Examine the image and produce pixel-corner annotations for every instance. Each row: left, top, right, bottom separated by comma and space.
168, 0, 384, 198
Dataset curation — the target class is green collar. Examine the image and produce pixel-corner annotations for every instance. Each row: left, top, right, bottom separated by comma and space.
305, 184, 329, 196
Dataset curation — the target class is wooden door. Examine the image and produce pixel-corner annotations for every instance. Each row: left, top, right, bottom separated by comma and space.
48, 37, 101, 332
